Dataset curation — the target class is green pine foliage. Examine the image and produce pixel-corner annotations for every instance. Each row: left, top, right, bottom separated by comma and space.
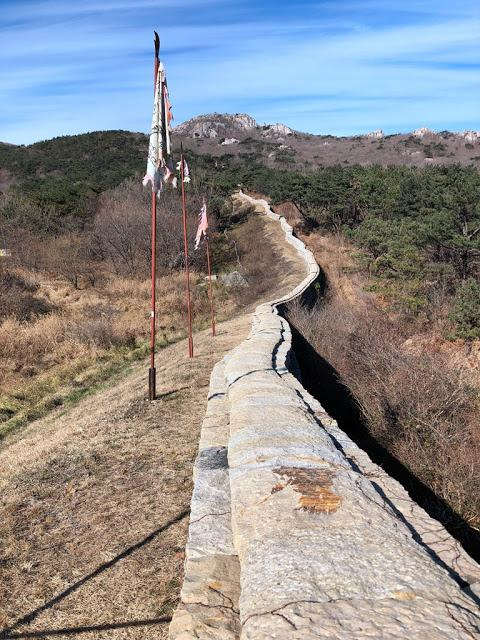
449, 279, 480, 339
2, 130, 480, 336
224, 161, 480, 329
0, 131, 146, 228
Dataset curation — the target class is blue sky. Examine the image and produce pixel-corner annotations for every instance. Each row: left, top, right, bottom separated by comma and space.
1, 0, 479, 144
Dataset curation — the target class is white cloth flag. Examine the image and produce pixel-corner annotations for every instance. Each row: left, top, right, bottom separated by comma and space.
195, 201, 208, 250
176, 159, 191, 183
143, 62, 175, 193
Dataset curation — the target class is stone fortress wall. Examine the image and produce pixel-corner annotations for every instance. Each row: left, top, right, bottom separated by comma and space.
169, 193, 480, 639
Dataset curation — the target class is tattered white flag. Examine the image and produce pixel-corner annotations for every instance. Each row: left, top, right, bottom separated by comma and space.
176, 159, 191, 183
143, 62, 176, 194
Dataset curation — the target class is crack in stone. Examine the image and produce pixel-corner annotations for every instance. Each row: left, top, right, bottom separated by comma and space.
242, 599, 322, 628
183, 585, 239, 615
182, 599, 239, 615
444, 602, 480, 637
243, 593, 480, 633
189, 511, 231, 525
206, 584, 238, 612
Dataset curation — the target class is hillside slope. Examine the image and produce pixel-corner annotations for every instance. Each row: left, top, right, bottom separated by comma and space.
0, 206, 301, 639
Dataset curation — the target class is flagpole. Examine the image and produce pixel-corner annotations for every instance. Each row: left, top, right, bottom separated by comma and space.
180, 142, 194, 358
148, 31, 160, 401
205, 225, 216, 337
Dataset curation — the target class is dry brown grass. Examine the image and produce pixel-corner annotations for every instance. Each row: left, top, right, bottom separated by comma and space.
0, 267, 235, 437
0, 270, 55, 322
0, 206, 307, 640
0, 314, 251, 639
225, 209, 306, 308
289, 297, 480, 527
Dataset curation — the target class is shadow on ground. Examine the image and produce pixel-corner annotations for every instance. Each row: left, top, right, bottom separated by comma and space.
0, 509, 189, 639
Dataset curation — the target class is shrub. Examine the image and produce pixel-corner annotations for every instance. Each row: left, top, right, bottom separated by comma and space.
287, 296, 480, 529
93, 178, 209, 276
0, 270, 55, 321
64, 316, 136, 349
449, 278, 480, 339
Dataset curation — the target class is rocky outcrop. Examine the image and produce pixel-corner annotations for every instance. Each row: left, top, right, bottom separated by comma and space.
170, 194, 480, 639
173, 114, 257, 138
173, 114, 295, 141
462, 131, 480, 144
365, 129, 384, 139
412, 127, 435, 138
261, 123, 294, 137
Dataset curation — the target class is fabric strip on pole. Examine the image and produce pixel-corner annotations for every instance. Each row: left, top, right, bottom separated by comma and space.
143, 62, 174, 194
195, 200, 208, 250
176, 159, 190, 183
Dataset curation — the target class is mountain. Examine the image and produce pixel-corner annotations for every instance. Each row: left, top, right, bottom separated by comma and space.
174, 113, 480, 168
173, 113, 294, 140
1, 115, 479, 230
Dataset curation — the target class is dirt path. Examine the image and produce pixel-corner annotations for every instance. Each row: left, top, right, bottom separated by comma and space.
0, 315, 251, 640
0, 209, 307, 640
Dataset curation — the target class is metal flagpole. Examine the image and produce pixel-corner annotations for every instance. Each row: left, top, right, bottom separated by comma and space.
204, 210, 216, 337
148, 31, 160, 401
180, 142, 194, 358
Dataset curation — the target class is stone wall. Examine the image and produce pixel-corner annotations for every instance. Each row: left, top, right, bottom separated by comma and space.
169, 193, 480, 639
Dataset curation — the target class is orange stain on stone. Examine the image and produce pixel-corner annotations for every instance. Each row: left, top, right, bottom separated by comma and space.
272, 466, 342, 514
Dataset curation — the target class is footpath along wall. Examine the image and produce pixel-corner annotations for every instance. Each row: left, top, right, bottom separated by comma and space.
169, 192, 480, 639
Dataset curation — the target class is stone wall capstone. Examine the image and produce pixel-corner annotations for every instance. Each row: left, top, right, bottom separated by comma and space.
169, 193, 480, 639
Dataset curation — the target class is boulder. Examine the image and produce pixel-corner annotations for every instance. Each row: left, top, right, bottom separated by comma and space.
220, 271, 247, 288
412, 127, 434, 138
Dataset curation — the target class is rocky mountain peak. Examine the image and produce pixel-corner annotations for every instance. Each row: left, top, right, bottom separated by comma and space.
412, 127, 434, 138
365, 129, 384, 139
173, 113, 257, 138
172, 113, 296, 140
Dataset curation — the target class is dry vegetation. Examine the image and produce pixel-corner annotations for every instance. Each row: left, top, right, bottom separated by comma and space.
287, 228, 480, 532
0, 314, 252, 639
0, 267, 230, 438
0, 184, 280, 441
0, 205, 297, 639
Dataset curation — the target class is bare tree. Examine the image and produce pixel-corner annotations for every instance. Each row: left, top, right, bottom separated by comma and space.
93, 177, 208, 276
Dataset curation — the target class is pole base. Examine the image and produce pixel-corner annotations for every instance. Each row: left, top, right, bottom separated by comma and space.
148, 367, 156, 401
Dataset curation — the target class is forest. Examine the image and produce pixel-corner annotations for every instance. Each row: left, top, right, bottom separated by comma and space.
2, 132, 480, 337
216, 161, 480, 337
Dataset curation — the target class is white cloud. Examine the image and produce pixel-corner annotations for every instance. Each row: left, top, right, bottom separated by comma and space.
1, 0, 479, 143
